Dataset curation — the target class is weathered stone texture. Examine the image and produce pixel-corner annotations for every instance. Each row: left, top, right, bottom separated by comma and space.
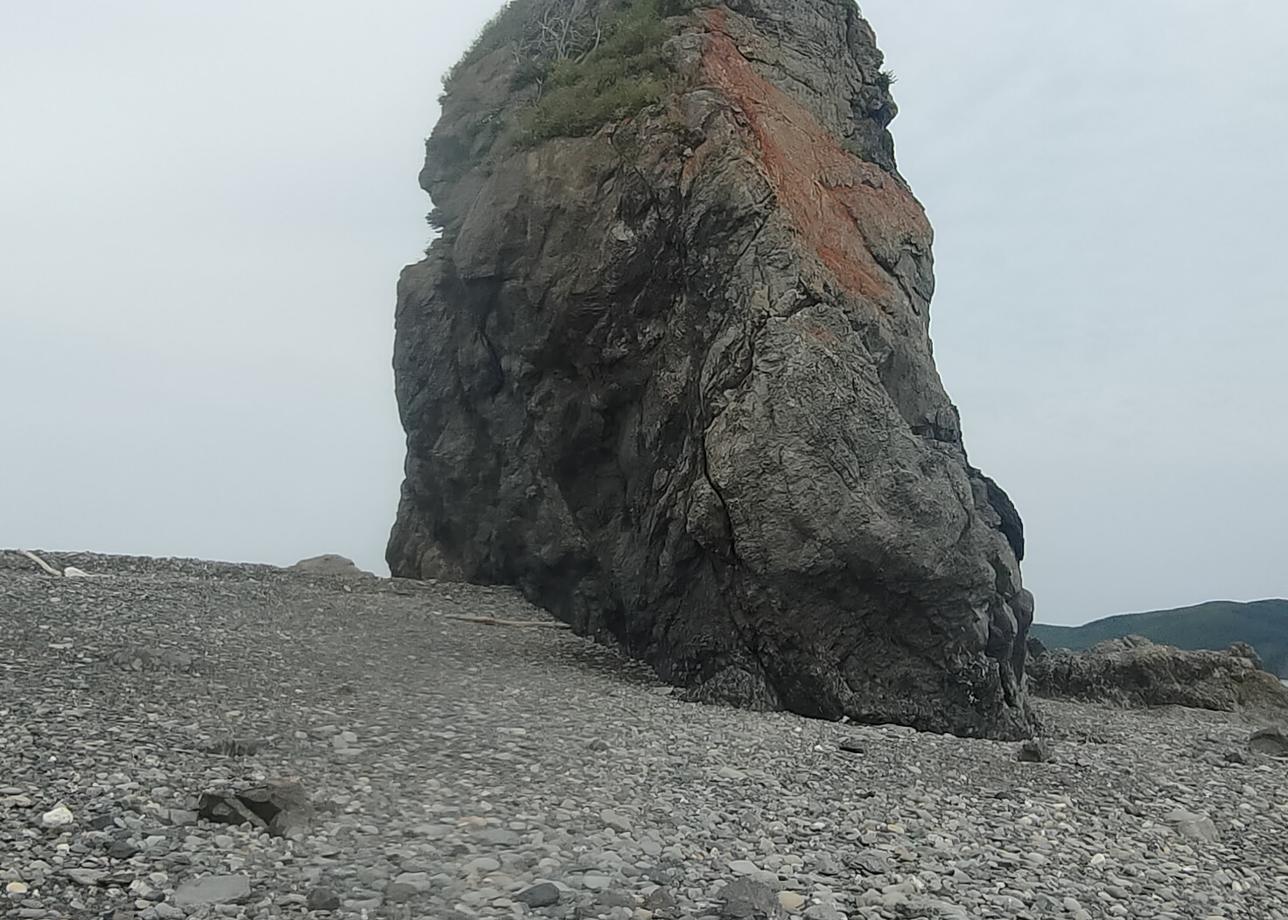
389, 0, 1036, 737
1028, 636, 1288, 714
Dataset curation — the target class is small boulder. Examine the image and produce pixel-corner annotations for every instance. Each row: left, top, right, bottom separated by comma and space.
390, 872, 431, 896
1164, 808, 1219, 843
601, 809, 633, 833
644, 887, 678, 911
516, 882, 561, 908
1249, 728, 1288, 757
197, 777, 313, 838
41, 804, 74, 827
168, 808, 199, 826
107, 839, 140, 860
384, 883, 420, 904
847, 850, 893, 876
778, 891, 807, 912
306, 887, 342, 911
288, 555, 373, 578
475, 826, 521, 846
172, 875, 251, 908
66, 868, 105, 886
809, 853, 843, 876
722, 879, 787, 920
1017, 739, 1052, 763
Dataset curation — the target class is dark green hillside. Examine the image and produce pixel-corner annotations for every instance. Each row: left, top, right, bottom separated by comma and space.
1033, 599, 1288, 677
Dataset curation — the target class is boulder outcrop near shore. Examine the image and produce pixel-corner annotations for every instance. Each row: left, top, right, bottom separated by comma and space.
389, 0, 1035, 738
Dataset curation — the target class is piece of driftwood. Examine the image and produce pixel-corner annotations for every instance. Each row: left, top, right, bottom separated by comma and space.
17, 550, 62, 577
63, 566, 108, 578
439, 614, 571, 630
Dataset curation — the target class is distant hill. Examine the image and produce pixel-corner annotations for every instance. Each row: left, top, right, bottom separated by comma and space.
1033, 599, 1288, 677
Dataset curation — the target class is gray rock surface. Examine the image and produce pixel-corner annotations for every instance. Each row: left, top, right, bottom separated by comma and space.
1027, 635, 1288, 713
1164, 809, 1220, 844
388, 0, 1034, 738
1249, 728, 1288, 757
171, 874, 251, 907
288, 554, 373, 578
6, 551, 1287, 920
1016, 739, 1052, 764
306, 886, 341, 911
198, 777, 314, 838
722, 878, 787, 919
516, 881, 561, 907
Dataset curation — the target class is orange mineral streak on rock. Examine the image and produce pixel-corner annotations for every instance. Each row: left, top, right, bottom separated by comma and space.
699, 10, 930, 303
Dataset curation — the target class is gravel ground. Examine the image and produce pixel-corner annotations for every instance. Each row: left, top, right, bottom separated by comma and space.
2, 550, 1286, 920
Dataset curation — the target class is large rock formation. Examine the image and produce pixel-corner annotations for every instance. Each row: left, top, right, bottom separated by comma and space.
389, 0, 1036, 738
1028, 636, 1288, 714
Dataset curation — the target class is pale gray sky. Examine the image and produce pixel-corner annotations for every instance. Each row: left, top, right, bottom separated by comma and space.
1, 2, 1284, 625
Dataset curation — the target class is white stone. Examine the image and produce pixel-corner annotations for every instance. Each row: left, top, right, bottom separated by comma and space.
41, 804, 74, 827
778, 891, 807, 912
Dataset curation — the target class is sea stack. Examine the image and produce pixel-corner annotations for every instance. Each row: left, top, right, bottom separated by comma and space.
389, 0, 1036, 738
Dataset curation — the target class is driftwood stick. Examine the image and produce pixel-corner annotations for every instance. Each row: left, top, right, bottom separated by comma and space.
439, 614, 571, 630
18, 550, 62, 577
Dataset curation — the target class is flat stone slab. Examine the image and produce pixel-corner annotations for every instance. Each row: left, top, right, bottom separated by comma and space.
172, 875, 251, 907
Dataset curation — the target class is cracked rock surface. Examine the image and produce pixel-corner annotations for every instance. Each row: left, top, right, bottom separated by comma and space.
1028, 636, 1288, 714
3, 551, 1288, 920
389, 0, 1034, 738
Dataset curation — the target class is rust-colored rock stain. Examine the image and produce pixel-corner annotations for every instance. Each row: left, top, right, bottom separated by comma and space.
699, 9, 930, 303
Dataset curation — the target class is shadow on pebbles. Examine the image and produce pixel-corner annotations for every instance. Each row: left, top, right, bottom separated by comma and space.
1, 550, 1287, 920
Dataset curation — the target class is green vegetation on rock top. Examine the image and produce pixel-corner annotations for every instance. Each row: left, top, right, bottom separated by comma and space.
443, 0, 697, 145
522, 0, 676, 143
1033, 599, 1288, 676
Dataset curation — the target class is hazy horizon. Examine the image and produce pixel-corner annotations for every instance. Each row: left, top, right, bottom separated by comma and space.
2, 1, 1284, 626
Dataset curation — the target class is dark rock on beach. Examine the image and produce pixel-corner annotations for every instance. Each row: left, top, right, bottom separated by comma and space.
388, 0, 1035, 739
1027, 635, 1288, 714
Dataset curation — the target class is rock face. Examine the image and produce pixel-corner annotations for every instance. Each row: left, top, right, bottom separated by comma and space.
389, 0, 1035, 738
1027, 636, 1288, 714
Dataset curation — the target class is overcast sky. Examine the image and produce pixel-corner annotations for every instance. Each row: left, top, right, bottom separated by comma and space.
1, 1, 1284, 625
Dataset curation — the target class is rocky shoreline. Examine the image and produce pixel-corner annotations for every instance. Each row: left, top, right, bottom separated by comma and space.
390, 0, 1037, 738
2, 551, 1287, 920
